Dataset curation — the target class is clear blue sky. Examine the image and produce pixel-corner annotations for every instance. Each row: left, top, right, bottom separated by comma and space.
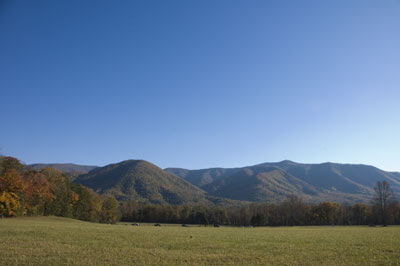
1, 0, 399, 171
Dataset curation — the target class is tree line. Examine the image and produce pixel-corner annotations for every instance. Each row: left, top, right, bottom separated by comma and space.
120, 187, 399, 226
0, 157, 119, 223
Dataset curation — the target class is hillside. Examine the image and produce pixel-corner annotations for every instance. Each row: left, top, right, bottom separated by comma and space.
166, 160, 400, 203
74, 160, 211, 205
201, 166, 319, 202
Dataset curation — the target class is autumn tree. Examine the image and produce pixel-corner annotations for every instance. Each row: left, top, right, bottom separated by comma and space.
41, 167, 75, 217
0, 158, 25, 217
0, 190, 21, 217
100, 196, 120, 224
23, 170, 53, 215
0, 157, 24, 174
72, 184, 102, 222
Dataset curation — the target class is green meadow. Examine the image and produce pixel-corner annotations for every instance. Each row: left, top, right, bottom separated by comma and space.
1, 217, 400, 266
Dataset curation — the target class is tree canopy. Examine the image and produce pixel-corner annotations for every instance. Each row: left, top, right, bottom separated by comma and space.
0, 157, 119, 223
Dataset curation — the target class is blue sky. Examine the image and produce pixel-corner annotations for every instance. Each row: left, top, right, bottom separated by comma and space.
1, 0, 399, 171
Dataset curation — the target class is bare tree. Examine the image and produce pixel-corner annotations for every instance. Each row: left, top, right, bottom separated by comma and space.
372, 181, 396, 226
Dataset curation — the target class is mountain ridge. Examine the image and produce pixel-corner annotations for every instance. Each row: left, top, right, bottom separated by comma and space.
165, 160, 400, 203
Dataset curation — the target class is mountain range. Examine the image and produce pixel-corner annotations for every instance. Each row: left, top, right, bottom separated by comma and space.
166, 160, 400, 203
30, 160, 400, 204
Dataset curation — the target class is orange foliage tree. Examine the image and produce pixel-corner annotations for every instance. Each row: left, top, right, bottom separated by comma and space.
23, 171, 53, 215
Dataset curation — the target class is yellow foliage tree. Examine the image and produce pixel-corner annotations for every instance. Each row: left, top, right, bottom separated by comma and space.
0, 168, 25, 216
0, 191, 21, 217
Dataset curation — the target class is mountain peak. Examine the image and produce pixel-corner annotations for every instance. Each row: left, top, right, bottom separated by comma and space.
277, 160, 297, 165
75, 159, 210, 205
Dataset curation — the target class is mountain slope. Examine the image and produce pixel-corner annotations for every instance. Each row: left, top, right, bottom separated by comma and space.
201, 166, 320, 202
75, 160, 211, 205
165, 167, 240, 187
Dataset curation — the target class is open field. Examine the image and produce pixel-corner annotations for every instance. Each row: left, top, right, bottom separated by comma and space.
1, 217, 400, 265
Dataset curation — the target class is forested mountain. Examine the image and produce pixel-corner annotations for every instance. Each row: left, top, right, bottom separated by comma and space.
74, 160, 212, 205
29, 163, 98, 179
166, 160, 400, 203
26, 159, 400, 204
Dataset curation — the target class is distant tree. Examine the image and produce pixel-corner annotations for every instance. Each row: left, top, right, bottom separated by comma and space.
0, 157, 24, 173
372, 181, 396, 226
0, 169, 25, 194
72, 184, 102, 222
42, 168, 74, 217
388, 202, 400, 224
312, 202, 340, 225
238, 205, 251, 226
250, 213, 268, 226
351, 203, 370, 225
335, 204, 351, 225
213, 208, 229, 225
197, 211, 209, 226
280, 194, 306, 226
101, 196, 120, 224
0, 169, 25, 217
23, 171, 53, 215
119, 201, 140, 222
0, 191, 21, 217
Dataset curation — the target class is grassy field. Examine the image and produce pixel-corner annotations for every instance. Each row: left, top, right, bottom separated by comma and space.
1, 217, 400, 265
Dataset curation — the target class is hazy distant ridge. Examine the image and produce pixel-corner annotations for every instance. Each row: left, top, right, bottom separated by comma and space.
29, 163, 98, 178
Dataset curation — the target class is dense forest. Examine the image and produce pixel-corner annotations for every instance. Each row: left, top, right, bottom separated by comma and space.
0, 157, 119, 223
120, 193, 400, 226
1, 156, 399, 226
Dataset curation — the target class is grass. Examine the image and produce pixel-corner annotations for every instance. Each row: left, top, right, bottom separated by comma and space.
1, 217, 400, 265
